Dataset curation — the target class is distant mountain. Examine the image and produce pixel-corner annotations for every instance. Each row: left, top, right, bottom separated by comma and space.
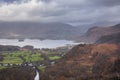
76, 24, 120, 43
41, 44, 120, 80
75, 25, 93, 33
0, 22, 81, 40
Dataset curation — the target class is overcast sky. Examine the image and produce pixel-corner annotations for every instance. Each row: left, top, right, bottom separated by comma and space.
0, 0, 120, 26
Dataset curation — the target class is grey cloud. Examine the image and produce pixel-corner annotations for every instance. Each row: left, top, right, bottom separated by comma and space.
92, 0, 120, 7
0, 0, 120, 26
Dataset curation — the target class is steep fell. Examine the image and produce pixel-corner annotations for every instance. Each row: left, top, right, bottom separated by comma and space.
41, 44, 120, 80
96, 32, 120, 43
77, 24, 120, 43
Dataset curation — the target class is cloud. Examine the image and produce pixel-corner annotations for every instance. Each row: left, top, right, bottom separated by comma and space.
0, 0, 60, 22
92, 0, 120, 7
0, 0, 120, 26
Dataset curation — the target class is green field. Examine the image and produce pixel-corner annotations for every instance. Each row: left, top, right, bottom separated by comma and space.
49, 56, 61, 60
0, 51, 44, 64
0, 49, 66, 71
0, 66, 7, 70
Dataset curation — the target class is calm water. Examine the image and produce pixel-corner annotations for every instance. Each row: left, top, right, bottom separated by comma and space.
0, 39, 78, 48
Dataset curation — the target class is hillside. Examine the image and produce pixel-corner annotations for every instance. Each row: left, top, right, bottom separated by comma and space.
76, 24, 120, 43
96, 32, 120, 44
0, 22, 81, 40
41, 44, 120, 80
0, 67, 35, 80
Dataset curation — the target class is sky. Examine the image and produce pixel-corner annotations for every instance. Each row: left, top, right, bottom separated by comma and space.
0, 0, 120, 26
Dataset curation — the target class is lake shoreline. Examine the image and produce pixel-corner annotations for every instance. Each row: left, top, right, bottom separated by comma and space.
0, 39, 79, 49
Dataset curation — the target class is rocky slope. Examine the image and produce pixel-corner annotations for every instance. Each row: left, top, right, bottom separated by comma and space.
41, 44, 120, 80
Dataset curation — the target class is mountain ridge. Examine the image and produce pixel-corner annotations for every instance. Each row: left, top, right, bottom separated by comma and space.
76, 23, 120, 43
0, 22, 81, 40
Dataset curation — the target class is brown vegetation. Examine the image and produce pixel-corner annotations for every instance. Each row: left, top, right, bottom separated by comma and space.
0, 45, 20, 51
41, 44, 120, 80
96, 32, 120, 43
0, 66, 35, 80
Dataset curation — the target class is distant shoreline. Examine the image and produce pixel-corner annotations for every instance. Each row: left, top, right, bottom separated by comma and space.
0, 39, 79, 49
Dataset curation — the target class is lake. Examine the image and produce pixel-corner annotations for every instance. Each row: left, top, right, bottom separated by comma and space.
0, 39, 79, 48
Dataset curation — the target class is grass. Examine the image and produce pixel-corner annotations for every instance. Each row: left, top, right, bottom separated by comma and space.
0, 57, 22, 64
49, 56, 61, 60
0, 51, 44, 64
0, 51, 62, 64
38, 66, 46, 72
0, 52, 23, 64
0, 66, 7, 70
27, 54, 44, 62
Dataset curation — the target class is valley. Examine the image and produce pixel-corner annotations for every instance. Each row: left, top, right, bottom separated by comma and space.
0, 0, 120, 80
0, 45, 72, 71
0, 23, 120, 80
